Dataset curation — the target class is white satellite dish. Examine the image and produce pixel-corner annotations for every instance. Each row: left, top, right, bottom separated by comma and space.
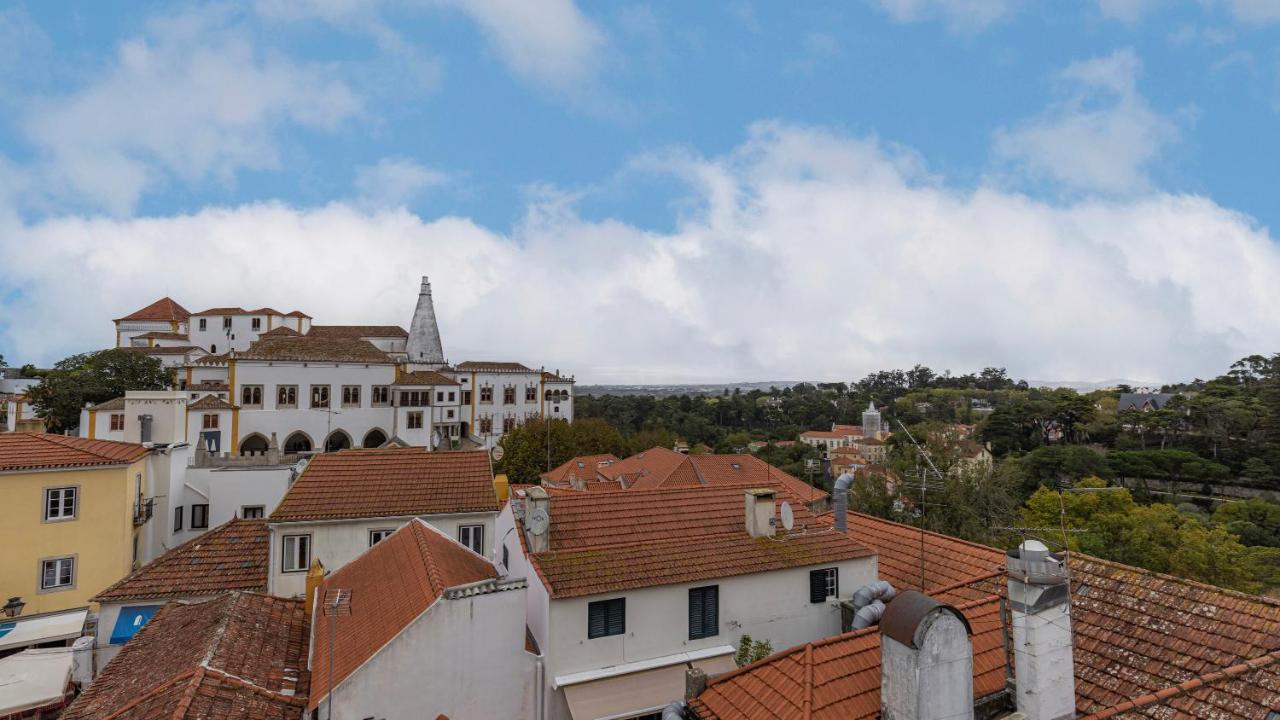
528, 507, 549, 536
491, 445, 506, 462
780, 501, 794, 531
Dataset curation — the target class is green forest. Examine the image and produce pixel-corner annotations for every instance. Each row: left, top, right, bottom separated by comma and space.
499, 355, 1280, 595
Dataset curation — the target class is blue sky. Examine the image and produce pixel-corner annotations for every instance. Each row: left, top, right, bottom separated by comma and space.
2, 1, 1280, 383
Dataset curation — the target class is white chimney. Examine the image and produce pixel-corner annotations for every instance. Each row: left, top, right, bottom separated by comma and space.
1007, 540, 1075, 720
523, 486, 551, 554
879, 591, 974, 720
743, 488, 776, 538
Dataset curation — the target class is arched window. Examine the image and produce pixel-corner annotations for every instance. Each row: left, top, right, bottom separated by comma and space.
238, 434, 269, 456
324, 430, 352, 453
362, 428, 388, 448
284, 432, 313, 454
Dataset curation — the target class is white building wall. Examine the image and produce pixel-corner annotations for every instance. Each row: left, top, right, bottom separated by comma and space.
233, 362, 398, 451
144, 444, 194, 560
268, 511, 497, 597
189, 313, 284, 353
318, 586, 536, 720
458, 370, 574, 448
116, 320, 181, 348
191, 465, 293, 525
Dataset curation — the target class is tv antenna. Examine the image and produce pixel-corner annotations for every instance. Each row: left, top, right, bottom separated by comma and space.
322, 588, 352, 720
896, 418, 947, 591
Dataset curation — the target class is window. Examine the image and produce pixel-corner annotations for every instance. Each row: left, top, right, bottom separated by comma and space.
199, 318, 207, 331
174, 506, 183, 531
503, 417, 516, 433
251, 317, 262, 331
41, 557, 75, 591
202, 413, 219, 430
810, 568, 838, 604
110, 413, 125, 431
461, 390, 472, 405
241, 505, 264, 519
447, 409, 454, 419
503, 386, 516, 405
526, 386, 537, 402
241, 385, 263, 407
480, 386, 493, 403
44, 487, 77, 521
282, 534, 311, 572
502, 544, 510, 569
277, 385, 298, 408
458, 525, 483, 554
371, 386, 390, 406
479, 417, 493, 434
210, 344, 216, 354
369, 528, 395, 546
219, 316, 231, 330
311, 385, 330, 408
588, 598, 626, 639
342, 385, 361, 407
399, 391, 427, 407
448, 391, 456, 402
407, 411, 424, 430
436, 391, 444, 403
191, 504, 209, 529
689, 585, 719, 639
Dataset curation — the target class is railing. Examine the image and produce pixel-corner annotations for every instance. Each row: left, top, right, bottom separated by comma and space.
133, 498, 154, 526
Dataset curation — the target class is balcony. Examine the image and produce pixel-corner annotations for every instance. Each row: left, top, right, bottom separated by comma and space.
133, 498, 154, 526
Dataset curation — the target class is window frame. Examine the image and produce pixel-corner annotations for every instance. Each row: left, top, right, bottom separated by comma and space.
109, 413, 125, 431
39, 555, 76, 592
371, 385, 390, 407
587, 598, 626, 639
241, 385, 263, 408
458, 524, 484, 554
281, 534, 312, 573
503, 386, 516, 405
198, 318, 207, 331
809, 567, 838, 604
43, 486, 78, 522
202, 413, 220, 430
241, 505, 265, 519
277, 385, 298, 409
190, 503, 209, 529
251, 317, 262, 331
310, 384, 330, 409
479, 386, 493, 403
407, 411, 424, 430
688, 585, 720, 640
369, 528, 395, 546
526, 385, 537, 402
174, 505, 184, 531
341, 385, 361, 408
222, 316, 232, 330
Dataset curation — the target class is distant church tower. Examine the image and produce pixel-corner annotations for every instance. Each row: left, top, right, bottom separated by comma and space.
862, 401, 882, 436
407, 276, 446, 368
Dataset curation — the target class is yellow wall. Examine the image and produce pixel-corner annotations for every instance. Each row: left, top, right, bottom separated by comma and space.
0, 458, 147, 615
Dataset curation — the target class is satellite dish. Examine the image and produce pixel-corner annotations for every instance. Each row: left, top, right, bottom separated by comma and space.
491, 445, 506, 462
528, 508, 549, 536
780, 501, 795, 531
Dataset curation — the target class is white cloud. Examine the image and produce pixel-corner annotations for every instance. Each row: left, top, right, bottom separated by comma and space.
444, 0, 604, 92
1097, 0, 1158, 24
354, 157, 451, 207
1223, 0, 1280, 23
22, 8, 361, 215
2, 123, 1278, 386
993, 49, 1178, 195
869, 0, 1019, 31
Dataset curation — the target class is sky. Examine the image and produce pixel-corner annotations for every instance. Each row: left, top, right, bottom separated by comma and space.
1, 0, 1279, 384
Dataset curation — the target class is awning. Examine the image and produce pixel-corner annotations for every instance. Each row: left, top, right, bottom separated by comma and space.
557, 646, 737, 720
0, 649, 74, 716
109, 605, 163, 644
0, 608, 88, 652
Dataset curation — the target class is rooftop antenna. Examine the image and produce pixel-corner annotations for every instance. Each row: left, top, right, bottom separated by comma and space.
895, 418, 946, 592
322, 588, 351, 720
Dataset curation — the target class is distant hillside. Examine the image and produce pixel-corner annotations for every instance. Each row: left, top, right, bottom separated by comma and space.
577, 381, 805, 397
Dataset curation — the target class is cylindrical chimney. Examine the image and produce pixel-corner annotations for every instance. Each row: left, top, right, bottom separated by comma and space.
1007, 540, 1075, 720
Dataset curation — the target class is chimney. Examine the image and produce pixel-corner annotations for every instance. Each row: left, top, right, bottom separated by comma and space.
524, 486, 551, 554
1007, 540, 1075, 720
743, 488, 776, 538
879, 591, 974, 720
833, 472, 854, 532
568, 471, 586, 491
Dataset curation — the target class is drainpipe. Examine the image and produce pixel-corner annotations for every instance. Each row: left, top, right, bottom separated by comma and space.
833, 472, 854, 532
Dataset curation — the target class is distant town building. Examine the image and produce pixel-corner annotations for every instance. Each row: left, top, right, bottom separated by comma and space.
862, 401, 882, 436
1117, 392, 1176, 412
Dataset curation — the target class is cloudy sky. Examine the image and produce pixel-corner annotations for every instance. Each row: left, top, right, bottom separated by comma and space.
1, 1, 1278, 384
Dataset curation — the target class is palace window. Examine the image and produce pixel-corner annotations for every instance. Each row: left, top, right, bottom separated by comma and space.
407, 411, 424, 430
241, 385, 263, 408
110, 413, 125, 431
311, 385, 330, 409
202, 413, 219, 430
502, 417, 516, 433
526, 386, 537, 402
479, 417, 493, 434
342, 385, 361, 408
44, 487, 77, 521
480, 386, 493, 403
198, 318, 207, 331
503, 386, 516, 405
277, 385, 298, 408
371, 386, 390, 406
222, 317, 232, 330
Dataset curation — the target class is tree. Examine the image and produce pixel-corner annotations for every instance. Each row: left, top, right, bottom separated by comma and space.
496, 417, 630, 484
734, 634, 773, 666
1212, 498, 1280, 548
26, 349, 171, 433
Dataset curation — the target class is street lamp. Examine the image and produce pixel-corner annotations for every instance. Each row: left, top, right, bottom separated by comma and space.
2, 596, 25, 618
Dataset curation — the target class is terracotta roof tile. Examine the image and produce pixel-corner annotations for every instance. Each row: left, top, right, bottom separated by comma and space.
192, 307, 250, 316
455, 361, 534, 373
541, 454, 621, 484
235, 336, 393, 364
307, 325, 409, 339
308, 519, 497, 710
285, 310, 310, 318
586, 448, 827, 504
248, 307, 285, 316
259, 326, 302, 338
119, 345, 205, 356
62, 592, 309, 720
115, 298, 191, 323
270, 448, 497, 522
0, 433, 149, 473
189, 395, 238, 410
93, 519, 269, 602
394, 370, 459, 386
528, 484, 872, 598
92, 396, 127, 412
134, 331, 191, 341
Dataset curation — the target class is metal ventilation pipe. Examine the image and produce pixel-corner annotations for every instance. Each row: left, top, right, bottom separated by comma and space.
833, 472, 854, 532
851, 599, 887, 630
851, 580, 897, 612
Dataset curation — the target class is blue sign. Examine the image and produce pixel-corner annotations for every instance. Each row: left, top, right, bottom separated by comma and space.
0, 621, 13, 640
109, 605, 162, 644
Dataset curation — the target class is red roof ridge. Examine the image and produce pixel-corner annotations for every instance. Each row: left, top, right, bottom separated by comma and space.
1079, 649, 1280, 719
99, 667, 202, 720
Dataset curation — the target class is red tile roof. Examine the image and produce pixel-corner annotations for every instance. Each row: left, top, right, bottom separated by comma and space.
93, 519, 269, 602
689, 594, 1007, 720
270, 448, 498, 522
541, 454, 621, 484
192, 307, 249, 316
455, 361, 534, 373
307, 325, 409, 339
115, 297, 191, 323
92, 396, 127, 412
62, 592, 309, 720
259, 326, 302, 338
308, 519, 497, 710
526, 484, 872, 598
188, 395, 237, 410
0, 433, 150, 473
235, 336, 394, 364
134, 331, 190, 341
394, 370, 459, 386
285, 310, 310, 318
591, 448, 827, 504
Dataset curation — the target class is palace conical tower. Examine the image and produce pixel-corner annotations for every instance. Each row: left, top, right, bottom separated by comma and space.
407, 276, 446, 368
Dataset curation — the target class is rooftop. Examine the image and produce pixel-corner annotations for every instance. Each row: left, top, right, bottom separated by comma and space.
308, 519, 498, 710
234, 335, 394, 364
0, 433, 149, 473
455, 360, 534, 373
114, 297, 191, 323
394, 370, 460, 386
92, 519, 269, 603
270, 448, 497, 522
188, 395, 238, 411
307, 325, 409, 339
541, 454, 620, 484
62, 592, 309, 720
134, 331, 190, 341
90, 396, 126, 412
259, 326, 302, 338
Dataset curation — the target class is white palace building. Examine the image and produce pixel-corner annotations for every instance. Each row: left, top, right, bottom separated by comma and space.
89, 277, 575, 454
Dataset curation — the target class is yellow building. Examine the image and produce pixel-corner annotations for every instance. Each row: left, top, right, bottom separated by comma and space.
0, 433, 151, 616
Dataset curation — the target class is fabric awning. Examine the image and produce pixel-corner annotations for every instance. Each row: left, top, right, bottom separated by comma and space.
557, 645, 737, 720
0, 649, 74, 715
109, 605, 163, 644
0, 608, 88, 652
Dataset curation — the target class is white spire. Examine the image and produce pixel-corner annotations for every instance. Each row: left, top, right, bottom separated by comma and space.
407, 276, 445, 367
